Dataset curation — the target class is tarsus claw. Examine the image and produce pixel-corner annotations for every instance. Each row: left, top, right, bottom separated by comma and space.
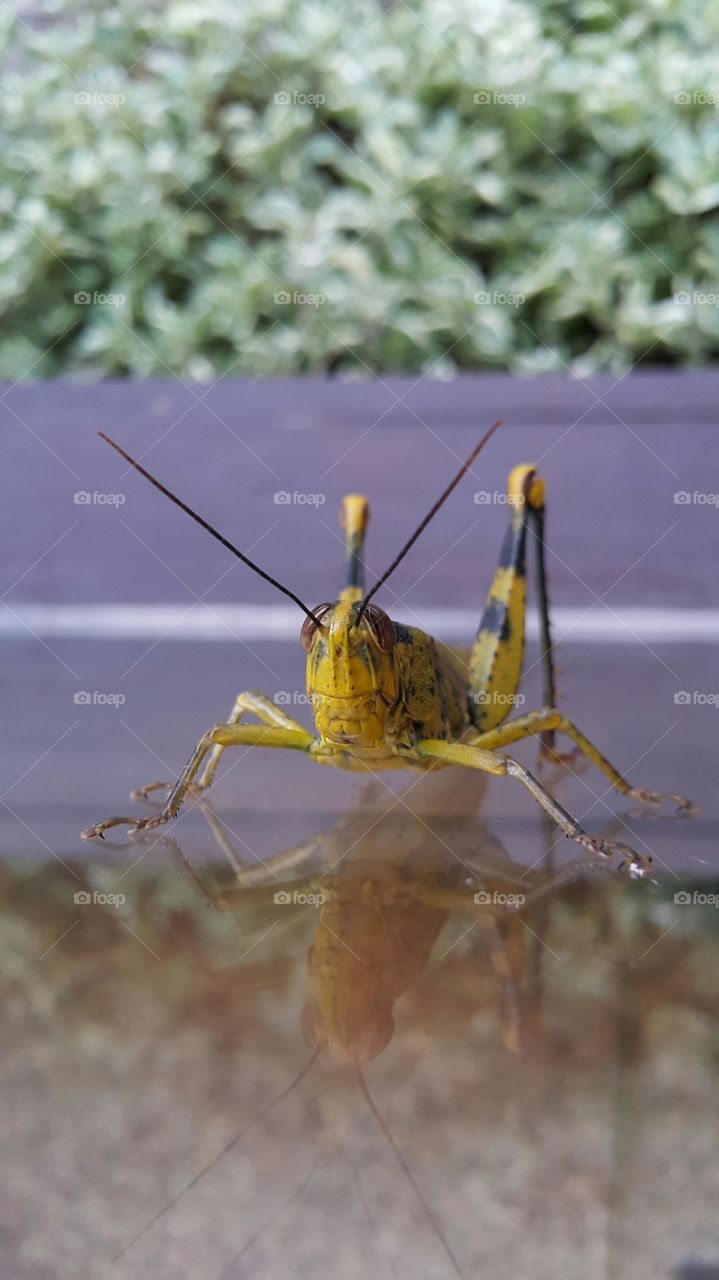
80, 814, 162, 840
628, 787, 698, 815
130, 781, 172, 802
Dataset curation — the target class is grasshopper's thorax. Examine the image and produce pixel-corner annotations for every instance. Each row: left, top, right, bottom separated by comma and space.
304, 590, 399, 751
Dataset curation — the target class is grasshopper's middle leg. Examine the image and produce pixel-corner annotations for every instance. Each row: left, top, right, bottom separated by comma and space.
470, 707, 695, 813
409, 739, 649, 873
131, 690, 307, 802
81, 722, 316, 839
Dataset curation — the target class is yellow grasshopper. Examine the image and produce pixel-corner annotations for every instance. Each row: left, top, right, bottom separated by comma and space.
82, 424, 692, 871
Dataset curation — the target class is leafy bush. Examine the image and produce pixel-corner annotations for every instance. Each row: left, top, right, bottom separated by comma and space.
1, 0, 718, 379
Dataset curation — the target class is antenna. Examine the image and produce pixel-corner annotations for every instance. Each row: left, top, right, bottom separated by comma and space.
112, 1048, 320, 1260
358, 421, 503, 620
97, 433, 323, 627
356, 1066, 464, 1278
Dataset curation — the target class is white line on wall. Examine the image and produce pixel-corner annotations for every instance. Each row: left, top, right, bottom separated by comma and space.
1, 603, 718, 643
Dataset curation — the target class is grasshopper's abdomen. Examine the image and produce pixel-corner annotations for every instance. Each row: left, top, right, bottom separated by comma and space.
303, 862, 449, 1062
392, 624, 469, 744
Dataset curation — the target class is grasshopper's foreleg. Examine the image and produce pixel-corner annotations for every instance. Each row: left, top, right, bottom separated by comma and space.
468, 708, 695, 814
131, 690, 307, 802
81, 724, 316, 840
408, 739, 650, 874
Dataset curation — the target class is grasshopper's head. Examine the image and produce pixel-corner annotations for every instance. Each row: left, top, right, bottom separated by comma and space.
302, 593, 398, 748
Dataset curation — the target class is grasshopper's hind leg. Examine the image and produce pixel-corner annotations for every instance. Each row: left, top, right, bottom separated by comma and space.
130, 690, 307, 803
466, 466, 693, 812
469, 465, 577, 764
468, 466, 555, 729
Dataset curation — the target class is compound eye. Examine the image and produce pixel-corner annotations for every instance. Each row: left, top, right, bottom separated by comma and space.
300, 603, 331, 652
363, 604, 395, 653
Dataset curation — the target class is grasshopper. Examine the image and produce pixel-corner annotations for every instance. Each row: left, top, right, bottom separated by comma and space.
82, 423, 692, 871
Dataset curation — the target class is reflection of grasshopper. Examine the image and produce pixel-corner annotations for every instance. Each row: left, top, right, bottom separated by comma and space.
83, 425, 692, 873
169, 771, 610, 1064
118, 775, 608, 1276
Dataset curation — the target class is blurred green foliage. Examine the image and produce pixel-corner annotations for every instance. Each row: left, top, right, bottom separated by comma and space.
1, 0, 718, 379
